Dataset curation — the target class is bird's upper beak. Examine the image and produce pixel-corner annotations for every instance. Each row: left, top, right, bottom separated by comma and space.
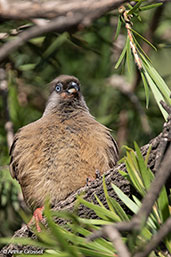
67, 83, 79, 95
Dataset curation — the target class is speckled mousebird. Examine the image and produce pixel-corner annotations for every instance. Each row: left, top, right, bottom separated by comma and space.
9, 75, 119, 230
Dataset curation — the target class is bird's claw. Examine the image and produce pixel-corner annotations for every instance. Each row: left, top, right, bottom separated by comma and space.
27, 206, 44, 232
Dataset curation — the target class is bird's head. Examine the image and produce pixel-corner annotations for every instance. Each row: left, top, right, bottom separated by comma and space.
43, 75, 88, 116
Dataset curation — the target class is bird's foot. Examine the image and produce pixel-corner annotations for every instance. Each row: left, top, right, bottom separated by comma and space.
86, 177, 93, 186
27, 206, 44, 232
95, 170, 101, 179
86, 170, 101, 186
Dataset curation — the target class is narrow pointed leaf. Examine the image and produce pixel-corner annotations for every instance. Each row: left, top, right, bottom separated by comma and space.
103, 176, 115, 212
140, 3, 163, 11
130, 28, 157, 51
77, 197, 120, 222
128, 0, 144, 15
112, 184, 139, 214
108, 196, 129, 221
132, 34, 152, 63
114, 16, 122, 40
157, 187, 170, 223
94, 194, 106, 209
115, 37, 128, 69
144, 60, 171, 105
145, 144, 152, 165
126, 37, 133, 75
142, 65, 168, 120
134, 142, 152, 190
140, 69, 150, 108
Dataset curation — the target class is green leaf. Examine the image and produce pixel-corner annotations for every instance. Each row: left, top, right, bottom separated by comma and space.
43, 33, 68, 59
140, 3, 163, 11
44, 203, 80, 257
114, 16, 122, 40
132, 34, 152, 63
132, 195, 157, 230
103, 176, 115, 212
94, 194, 106, 209
145, 144, 152, 166
77, 197, 120, 222
0, 237, 50, 249
140, 69, 150, 108
108, 196, 129, 221
128, 0, 144, 15
157, 187, 170, 223
134, 142, 153, 190
112, 184, 139, 214
125, 151, 145, 196
78, 247, 115, 257
126, 37, 133, 75
78, 218, 113, 226
165, 237, 171, 254
66, 226, 115, 255
143, 60, 171, 105
140, 226, 152, 240
142, 65, 168, 120
130, 28, 157, 51
118, 170, 129, 180
19, 63, 36, 71
115, 37, 128, 69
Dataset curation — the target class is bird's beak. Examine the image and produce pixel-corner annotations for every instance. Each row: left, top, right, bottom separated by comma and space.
67, 87, 77, 94
67, 83, 79, 94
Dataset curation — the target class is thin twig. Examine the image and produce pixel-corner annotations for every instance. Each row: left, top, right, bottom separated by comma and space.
160, 100, 171, 115
103, 225, 131, 257
133, 216, 171, 257
88, 222, 135, 241
119, 5, 142, 70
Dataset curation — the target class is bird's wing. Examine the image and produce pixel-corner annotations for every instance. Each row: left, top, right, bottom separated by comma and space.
105, 132, 119, 167
110, 134, 119, 162
9, 130, 21, 180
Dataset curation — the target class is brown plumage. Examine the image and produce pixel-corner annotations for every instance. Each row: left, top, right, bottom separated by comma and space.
10, 75, 118, 210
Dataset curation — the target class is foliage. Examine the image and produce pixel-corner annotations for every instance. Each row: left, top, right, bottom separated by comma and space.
0, 143, 170, 256
114, 2, 171, 119
0, 0, 171, 238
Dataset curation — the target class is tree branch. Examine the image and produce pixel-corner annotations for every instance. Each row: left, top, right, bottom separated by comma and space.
88, 113, 171, 256
0, 0, 126, 20
103, 225, 131, 257
88, 138, 171, 237
1, 115, 169, 256
0, 0, 126, 62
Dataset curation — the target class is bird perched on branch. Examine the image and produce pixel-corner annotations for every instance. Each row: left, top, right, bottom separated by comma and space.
9, 75, 118, 231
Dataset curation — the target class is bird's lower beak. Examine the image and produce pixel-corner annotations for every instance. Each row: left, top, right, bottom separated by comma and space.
67, 84, 79, 94
67, 87, 77, 94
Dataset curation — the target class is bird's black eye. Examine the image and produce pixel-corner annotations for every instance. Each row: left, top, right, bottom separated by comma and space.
55, 83, 62, 92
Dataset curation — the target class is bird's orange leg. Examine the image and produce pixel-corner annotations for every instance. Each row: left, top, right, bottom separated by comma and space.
27, 206, 44, 232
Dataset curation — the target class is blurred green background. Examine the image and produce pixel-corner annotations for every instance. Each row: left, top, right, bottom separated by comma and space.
0, 3, 171, 237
